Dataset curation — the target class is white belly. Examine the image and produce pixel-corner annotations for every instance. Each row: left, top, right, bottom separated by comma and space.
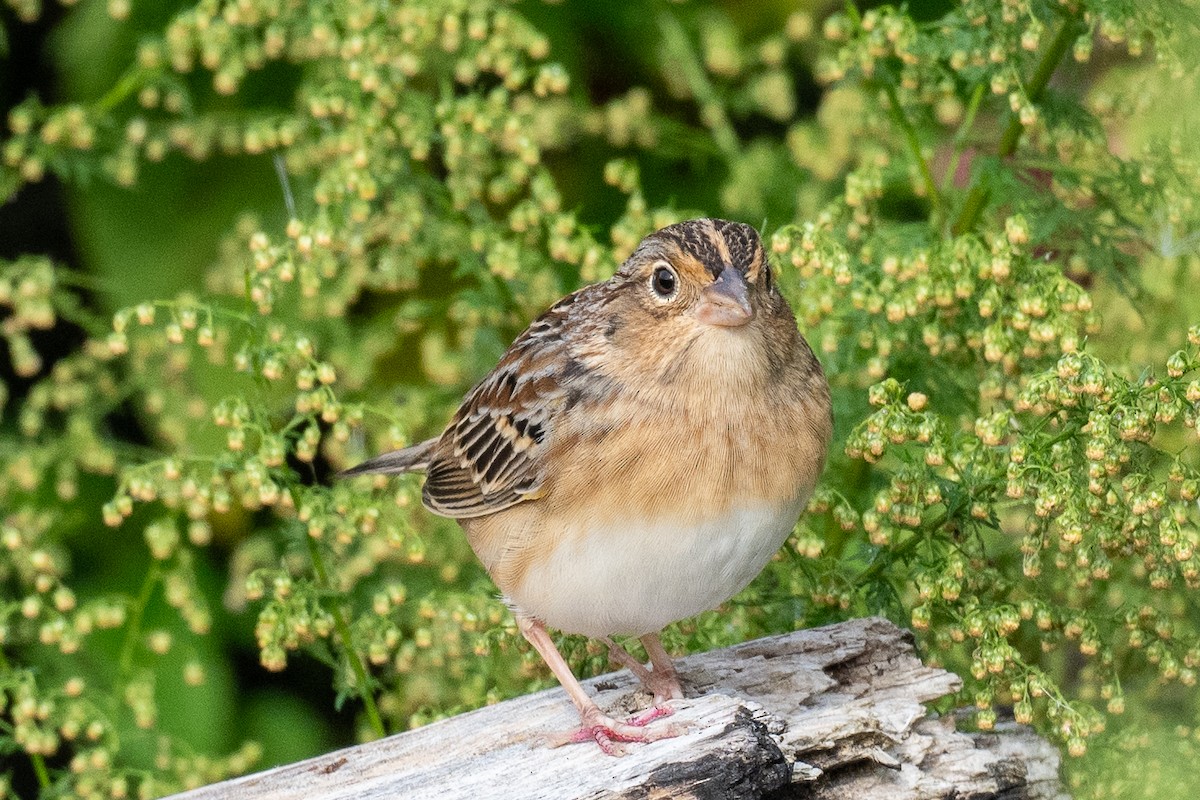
508, 501, 803, 637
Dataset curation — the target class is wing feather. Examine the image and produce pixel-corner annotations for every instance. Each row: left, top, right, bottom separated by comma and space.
420, 290, 592, 518
339, 439, 436, 477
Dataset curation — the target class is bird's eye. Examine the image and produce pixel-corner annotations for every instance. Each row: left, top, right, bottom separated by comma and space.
651, 265, 677, 299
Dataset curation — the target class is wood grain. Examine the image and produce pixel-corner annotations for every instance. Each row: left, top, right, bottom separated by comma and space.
166, 618, 1063, 800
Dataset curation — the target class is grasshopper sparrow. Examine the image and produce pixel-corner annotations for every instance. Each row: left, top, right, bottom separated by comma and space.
344, 219, 832, 755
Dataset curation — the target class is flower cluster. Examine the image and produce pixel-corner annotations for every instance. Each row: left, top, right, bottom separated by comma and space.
2, 0, 1199, 796
770, 0, 1200, 766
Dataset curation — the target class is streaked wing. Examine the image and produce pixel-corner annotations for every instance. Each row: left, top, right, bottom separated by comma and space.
422, 290, 588, 518
339, 439, 435, 477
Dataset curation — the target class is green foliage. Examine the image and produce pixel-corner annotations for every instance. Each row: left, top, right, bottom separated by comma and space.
2, 0, 1199, 797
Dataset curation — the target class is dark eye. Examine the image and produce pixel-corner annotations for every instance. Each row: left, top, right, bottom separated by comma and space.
651, 265, 677, 298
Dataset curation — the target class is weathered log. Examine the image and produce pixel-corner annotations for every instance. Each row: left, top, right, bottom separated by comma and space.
168, 617, 1064, 800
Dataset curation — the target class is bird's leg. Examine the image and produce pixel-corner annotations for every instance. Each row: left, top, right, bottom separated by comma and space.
601, 634, 683, 720
600, 637, 674, 727
602, 636, 656, 683
640, 632, 685, 704
516, 614, 680, 756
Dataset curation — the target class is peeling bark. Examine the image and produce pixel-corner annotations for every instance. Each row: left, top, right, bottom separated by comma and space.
167, 618, 1064, 800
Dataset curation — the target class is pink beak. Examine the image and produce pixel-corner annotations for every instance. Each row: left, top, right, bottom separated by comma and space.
696, 267, 754, 327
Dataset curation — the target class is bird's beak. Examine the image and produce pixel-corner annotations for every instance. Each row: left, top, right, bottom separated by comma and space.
696, 267, 754, 327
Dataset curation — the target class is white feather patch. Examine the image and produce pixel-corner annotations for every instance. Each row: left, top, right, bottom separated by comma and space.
509, 500, 804, 637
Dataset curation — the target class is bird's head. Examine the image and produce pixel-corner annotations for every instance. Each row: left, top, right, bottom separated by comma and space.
593, 218, 807, 394
620, 218, 771, 330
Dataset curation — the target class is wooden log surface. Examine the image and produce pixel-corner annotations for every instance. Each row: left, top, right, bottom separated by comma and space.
168, 617, 1064, 800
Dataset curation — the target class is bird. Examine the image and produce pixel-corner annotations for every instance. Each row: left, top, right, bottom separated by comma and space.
342, 218, 833, 755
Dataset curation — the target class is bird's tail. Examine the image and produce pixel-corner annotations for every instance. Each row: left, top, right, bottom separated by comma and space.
338, 438, 437, 478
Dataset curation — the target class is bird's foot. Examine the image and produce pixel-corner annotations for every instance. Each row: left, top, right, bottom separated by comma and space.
603, 637, 685, 706
627, 704, 674, 726
641, 671, 684, 707
548, 705, 682, 757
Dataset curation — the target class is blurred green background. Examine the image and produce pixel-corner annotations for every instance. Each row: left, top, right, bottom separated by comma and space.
2, 0, 1199, 798
0, 0, 855, 777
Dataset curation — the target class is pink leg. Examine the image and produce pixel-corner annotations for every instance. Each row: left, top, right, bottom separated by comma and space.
603, 634, 685, 706
641, 633, 685, 702
516, 615, 681, 756
602, 636, 656, 683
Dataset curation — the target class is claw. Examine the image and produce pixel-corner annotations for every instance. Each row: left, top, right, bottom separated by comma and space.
603, 635, 685, 705
514, 617, 684, 757
547, 706, 682, 756
627, 705, 674, 727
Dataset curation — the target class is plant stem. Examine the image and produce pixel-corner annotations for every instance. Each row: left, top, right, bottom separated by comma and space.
93, 66, 156, 114
30, 749, 51, 789
941, 81, 986, 191
657, 10, 742, 162
303, 533, 388, 739
997, 19, 1079, 158
843, 0, 861, 25
118, 563, 161, 677
951, 13, 1083, 235
844, 0, 942, 225
0, 650, 53, 790
854, 510, 949, 587
882, 80, 943, 226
